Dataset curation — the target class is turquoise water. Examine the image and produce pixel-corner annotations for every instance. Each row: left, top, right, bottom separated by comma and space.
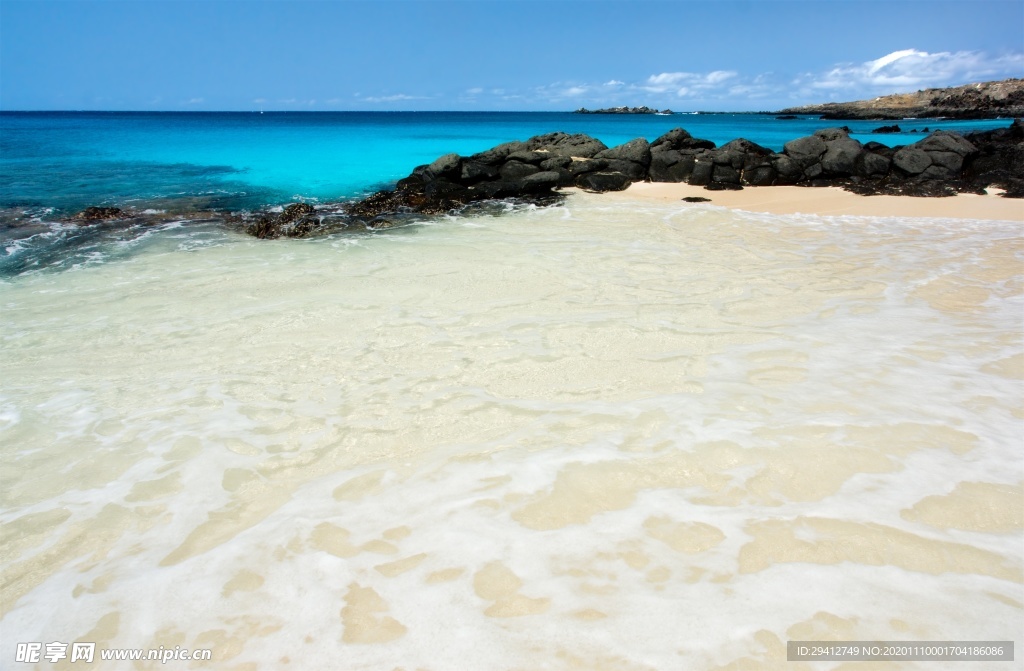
1, 111, 1011, 213
0, 112, 1014, 276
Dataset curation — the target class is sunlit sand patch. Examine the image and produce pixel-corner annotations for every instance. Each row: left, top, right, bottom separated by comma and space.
902, 481, 1024, 532
739, 517, 1023, 582
982, 353, 1024, 379
708, 630, 795, 671
125, 472, 183, 502
340, 584, 407, 644
375, 553, 428, 577
222, 569, 265, 597
911, 275, 991, 312
159, 487, 291, 566
986, 591, 1023, 609
331, 470, 388, 501
309, 522, 359, 558
194, 616, 284, 661
425, 567, 465, 584
473, 561, 550, 617
1, 504, 135, 618
786, 610, 860, 641
642, 517, 725, 554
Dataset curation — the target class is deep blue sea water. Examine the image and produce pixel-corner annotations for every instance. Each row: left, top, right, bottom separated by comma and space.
1, 111, 1012, 214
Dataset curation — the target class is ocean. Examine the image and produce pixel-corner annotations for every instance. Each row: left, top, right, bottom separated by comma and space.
1, 112, 1021, 669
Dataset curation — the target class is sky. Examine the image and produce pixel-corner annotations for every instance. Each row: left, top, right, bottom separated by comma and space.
1, 0, 1022, 111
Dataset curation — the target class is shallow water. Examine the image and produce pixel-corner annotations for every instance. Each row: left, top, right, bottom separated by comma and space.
1, 194, 1021, 669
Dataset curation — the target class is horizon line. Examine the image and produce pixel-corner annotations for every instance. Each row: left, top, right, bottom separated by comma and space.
0, 108, 763, 115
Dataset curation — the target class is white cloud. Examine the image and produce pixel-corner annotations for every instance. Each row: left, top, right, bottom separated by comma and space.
604, 80, 625, 87
360, 93, 431, 103
184, 97, 204, 104
640, 70, 737, 94
465, 87, 484, 95
797, 49, 1024, 93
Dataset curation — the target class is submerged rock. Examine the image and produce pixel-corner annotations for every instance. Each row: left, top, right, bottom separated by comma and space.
73, 206, 123, 221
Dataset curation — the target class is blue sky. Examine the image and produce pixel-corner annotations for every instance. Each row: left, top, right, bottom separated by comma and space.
2, 0, 1022, 111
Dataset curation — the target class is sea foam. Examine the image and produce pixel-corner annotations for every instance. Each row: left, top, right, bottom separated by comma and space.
0, 193, 1020, 669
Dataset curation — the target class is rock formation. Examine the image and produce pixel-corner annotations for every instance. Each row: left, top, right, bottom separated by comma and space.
777, 79, 1024, 120
226, 121, 1024, 238
575, 106, 673, 115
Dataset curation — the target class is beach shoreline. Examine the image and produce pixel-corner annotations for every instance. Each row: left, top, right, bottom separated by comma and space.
570, 182, 1024, 221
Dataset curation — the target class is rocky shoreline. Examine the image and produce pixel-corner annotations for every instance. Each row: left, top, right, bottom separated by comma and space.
69, 120, 1023, 239
777, 79, 1024, 120
244, 118, 1022, 238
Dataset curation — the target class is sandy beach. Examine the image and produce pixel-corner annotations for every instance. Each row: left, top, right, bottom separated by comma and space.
575, 182, 1024, 221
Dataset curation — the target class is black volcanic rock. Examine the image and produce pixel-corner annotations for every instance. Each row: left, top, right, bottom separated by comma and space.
893, 147, 932, 175
73, 206, 124, 221
596, 138, 652, 166
576, 171, 632, 192
872, 125, 902, 134
244, 121, 1024, 239
575, 106, 672, 115
783, 135, 827, 165
524, 132, 608, 158
499, 161, 541, 180
649, 150, 698, 182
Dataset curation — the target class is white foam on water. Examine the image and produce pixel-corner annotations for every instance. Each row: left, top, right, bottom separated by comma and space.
0, 192, 1021, 670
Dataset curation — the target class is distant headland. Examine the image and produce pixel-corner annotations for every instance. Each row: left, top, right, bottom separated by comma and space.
776, 78, 1024, 120
574, 106, 674, 115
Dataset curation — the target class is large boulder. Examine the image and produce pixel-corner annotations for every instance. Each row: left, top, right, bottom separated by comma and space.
499, 161, 540, 180
519, 171, 562, 193
506, 150, 549, 165
596, 138, 652, 166
576, 171, 633, 192
469, 141, 529, 165
689, 157, 715, 186
602, 158, 648, 180
524, 132, 607, 158
855, 151, 891, 177
783, 134, 827, 165
649, 149, 699, 182
820, 137, 864, 176
651, 127, 716, 151
567, 158, 608, 177
963, 119, 1024, 192
772, 155, 802, 185
460, 160, 499, 183
915, 131, 977, 157
425, 153, 462, 179
892, 147, 932, 175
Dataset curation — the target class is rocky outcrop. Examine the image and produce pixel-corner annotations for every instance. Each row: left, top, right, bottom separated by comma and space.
777, 79, 1024, 120
73, 206, 123, 221
575, 106, 673, 114
241, 121, 1023, 238
963, 119, 1024, 197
